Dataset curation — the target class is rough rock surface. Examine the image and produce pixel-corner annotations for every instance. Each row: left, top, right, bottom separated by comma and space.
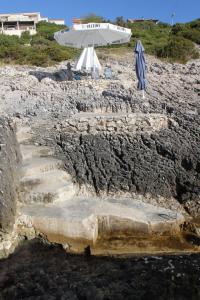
0, 56, 199, 120
55, 109, 200, 216
16, 127, 185, 254
0, 54, 200, 297
1, 240, 200, 300
0, 118, 20, 234
57, 112, 169, 134
0, 55, 199, 217
0, 54, 200, 229
20, 197, 185, 253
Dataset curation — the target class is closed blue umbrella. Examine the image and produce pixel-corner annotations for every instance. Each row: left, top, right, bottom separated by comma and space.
134, 40, 147, 98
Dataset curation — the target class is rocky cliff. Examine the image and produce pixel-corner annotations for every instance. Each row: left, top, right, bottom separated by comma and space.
0, 55, 199, 255
0, 118, 21, 235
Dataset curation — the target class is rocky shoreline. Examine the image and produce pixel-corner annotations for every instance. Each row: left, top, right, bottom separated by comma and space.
0, 52, 199, 298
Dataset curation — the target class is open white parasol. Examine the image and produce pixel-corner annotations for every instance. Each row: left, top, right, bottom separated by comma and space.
54, 23, 131, 72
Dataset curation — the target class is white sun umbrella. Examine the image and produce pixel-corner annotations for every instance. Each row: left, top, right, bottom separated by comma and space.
54, 23, 131, 73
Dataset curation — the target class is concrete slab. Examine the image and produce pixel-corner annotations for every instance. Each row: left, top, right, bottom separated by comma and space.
20, 197, 185, 250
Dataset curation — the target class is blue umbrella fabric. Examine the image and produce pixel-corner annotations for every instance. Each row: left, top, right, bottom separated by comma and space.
134, 40, 147, 91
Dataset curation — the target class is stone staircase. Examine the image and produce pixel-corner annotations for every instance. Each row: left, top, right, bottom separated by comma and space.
18, 126, 77, 206
16, 125, 187, 255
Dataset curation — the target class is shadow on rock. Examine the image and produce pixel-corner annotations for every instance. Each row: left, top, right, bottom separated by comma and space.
29, 69, 68, 82
0, 239, 200, 300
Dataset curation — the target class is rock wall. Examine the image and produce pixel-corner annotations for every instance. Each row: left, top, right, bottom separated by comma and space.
56, 113, 168, 135
56, 110, 200, 216
0, 118, 21, 235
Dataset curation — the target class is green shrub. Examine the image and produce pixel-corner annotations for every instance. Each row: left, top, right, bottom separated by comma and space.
171, 23, 185, 35
0, 46, 7, 59
156, 36, 199, 63
81, 14, 105, 24
21, 31, 31, 44
36, 21, 67, 40
0, 36, 27, 62
0, 22, 78, 66
126, 21, 171, 55
30, 35, 52, 47
43, 44, 71, 61
189, 18, 200, 29
25, 50, 49, 66
0, 34, 21, 47
172, 19, 200, 44
115, 16, 127, 27
181, 29, 200, 44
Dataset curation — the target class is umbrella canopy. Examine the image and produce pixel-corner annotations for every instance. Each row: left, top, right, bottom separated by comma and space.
134, 40, 147, 91
54, 23, 131, 73
54, 23, 131, 48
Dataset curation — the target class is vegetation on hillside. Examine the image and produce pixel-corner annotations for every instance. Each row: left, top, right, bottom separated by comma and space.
81, 13, 106, 24
0, 16, 199, 66
0, 22, 79, 66
126, 19, 200, 63
171, 19, 200, 44
81, 14, 200, 63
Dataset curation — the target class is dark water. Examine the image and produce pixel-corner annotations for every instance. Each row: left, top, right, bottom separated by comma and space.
0, 239, 200, 300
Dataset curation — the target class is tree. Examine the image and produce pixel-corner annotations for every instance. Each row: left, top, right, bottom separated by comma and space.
81, 14, 105, 24
115, 16, 127, 27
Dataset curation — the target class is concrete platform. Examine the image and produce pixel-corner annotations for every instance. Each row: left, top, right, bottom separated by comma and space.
19, 196, 185, 252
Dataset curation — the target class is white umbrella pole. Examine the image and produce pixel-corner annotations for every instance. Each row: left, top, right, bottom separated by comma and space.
93, 41, 94, 73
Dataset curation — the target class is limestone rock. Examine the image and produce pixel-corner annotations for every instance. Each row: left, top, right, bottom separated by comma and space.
0, 118, 21, 235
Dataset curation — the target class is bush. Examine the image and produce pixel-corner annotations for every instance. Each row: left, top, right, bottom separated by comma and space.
81, 14, 106, 24
31, 35, 52, 47
126, 21, 171, 55
25, 49, 49, 66
43, 44, 71, 62
171, 23, 185, 35
115, 16, 127, 27
0, 22, 78, 66
172, 19, 200, 45
36, 21, 67, 40
181, 29, 200, 44
21, 31, 31, 44
0, 34, 21, 47
156, 36, 199, 63
0, 36, 27, 62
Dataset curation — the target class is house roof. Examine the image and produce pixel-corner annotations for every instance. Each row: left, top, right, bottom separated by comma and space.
0, 12, 40, 16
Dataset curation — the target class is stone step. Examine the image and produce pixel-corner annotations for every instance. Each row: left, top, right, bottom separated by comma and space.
20, 144, 55, 161
21, 157, 64, 177
16, 126, 32, 143
19, 197, 185, 252
21, 180, 76, 204
20, 169, 72, 188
